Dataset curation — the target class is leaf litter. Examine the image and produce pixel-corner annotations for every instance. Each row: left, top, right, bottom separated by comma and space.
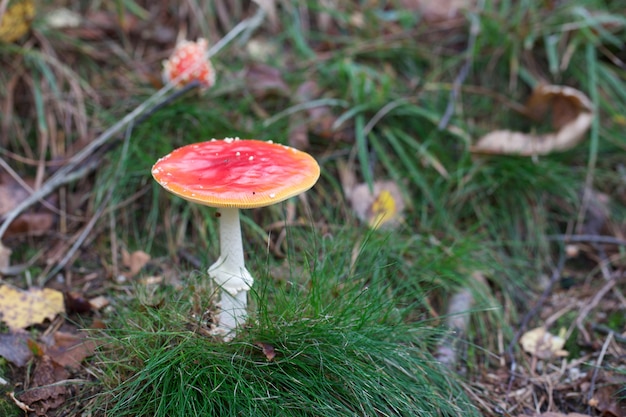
471, 85, 594, 156
0, 285, 65, 330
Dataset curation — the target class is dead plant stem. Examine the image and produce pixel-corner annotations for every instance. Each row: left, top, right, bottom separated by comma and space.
587, 331, 613, 414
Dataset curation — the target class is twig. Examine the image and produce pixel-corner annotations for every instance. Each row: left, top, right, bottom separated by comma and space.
505, 250, 566, 405
438, 6, 481, 130
546, 234, 626, 247
0, 6, 266, 241
592, 323, 626, 343
587, 331, 613, 414
575, 277, 616, 343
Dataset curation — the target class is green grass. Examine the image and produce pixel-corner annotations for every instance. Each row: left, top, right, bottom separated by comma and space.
95, 229, 479, 416
0, 359, 20, 417
87, 0, 624, 412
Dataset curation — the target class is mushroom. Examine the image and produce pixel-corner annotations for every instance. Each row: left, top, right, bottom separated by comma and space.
162, 38, 216, 90
151, 138, 320, 339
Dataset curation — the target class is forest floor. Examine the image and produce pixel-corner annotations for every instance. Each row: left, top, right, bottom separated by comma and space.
0, 1, 625, 416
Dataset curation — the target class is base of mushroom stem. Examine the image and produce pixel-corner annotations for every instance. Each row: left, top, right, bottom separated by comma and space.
213, 289, 248, 341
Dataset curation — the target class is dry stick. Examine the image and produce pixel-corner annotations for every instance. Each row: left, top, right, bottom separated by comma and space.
592, 323, 626, 343
587, 331, 613, 414
0, 7, 266, 242
547, 234, 626, 247
575, 277, 616, 343
437, 9, 480, 131
504, 250, 566, 406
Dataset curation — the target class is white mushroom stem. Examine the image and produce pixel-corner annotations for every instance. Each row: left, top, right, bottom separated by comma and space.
208, 207, 254, 340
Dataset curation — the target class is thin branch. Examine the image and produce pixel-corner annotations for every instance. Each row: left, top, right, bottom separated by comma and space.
547, 234, 626, 247
438, 7, 481, 130
587, 331, 613, 415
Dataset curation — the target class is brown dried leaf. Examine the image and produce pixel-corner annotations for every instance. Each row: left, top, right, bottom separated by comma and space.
0, 332, 34, 367
64, 291, 92, 314
589, 384, 626, 417
17, 355, 69, 416
245, 63, 289, 98
471, 85, 593, 156
0, 173, 55, 237
44, 331, 97, 371
255, 342, 276, 361
88, 295, 109, 310
121, 249, 151, 278
290, 80, 353, 145
0, 286, 65, 330
5, 212, 54, 236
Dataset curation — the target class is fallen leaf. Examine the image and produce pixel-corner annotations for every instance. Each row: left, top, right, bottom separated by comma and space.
589, 384, 626, 417
255, 342, 276, 361
0, 0, 35, 43
64, 291, 93, 314
42, 331, 97, 371
0, 286, 65, 330
0, 332, 34, 366
245, 37, 281, 62
44, 8, 81, 28
338, 160, 406, 229
520, 326, 568, 360
121, 249, 151, 278
471, 85, 593, 156
88, 295, 109, 310
349, 182, 405, 229
0, 173, 55, 237
288, 80, 354, 147
17, 355, 69, 416
245, 63, 290, 98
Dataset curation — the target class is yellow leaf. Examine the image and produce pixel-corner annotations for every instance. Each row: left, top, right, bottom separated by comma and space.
0, 285, 65, 330
0, 0, 35, 43
520, 326, 568, 360
369, 190, 397, 228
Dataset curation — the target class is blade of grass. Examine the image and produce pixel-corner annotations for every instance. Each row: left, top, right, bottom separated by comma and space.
355, 114, 373, 190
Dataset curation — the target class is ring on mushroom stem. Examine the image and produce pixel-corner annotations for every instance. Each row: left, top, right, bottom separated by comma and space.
152, 138, 320, 340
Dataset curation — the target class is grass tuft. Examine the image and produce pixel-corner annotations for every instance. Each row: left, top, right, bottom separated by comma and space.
96, 230, 479, 417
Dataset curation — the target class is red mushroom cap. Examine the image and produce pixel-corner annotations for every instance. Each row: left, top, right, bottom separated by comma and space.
162, 38, 215, 90
151, 138, 320, 208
